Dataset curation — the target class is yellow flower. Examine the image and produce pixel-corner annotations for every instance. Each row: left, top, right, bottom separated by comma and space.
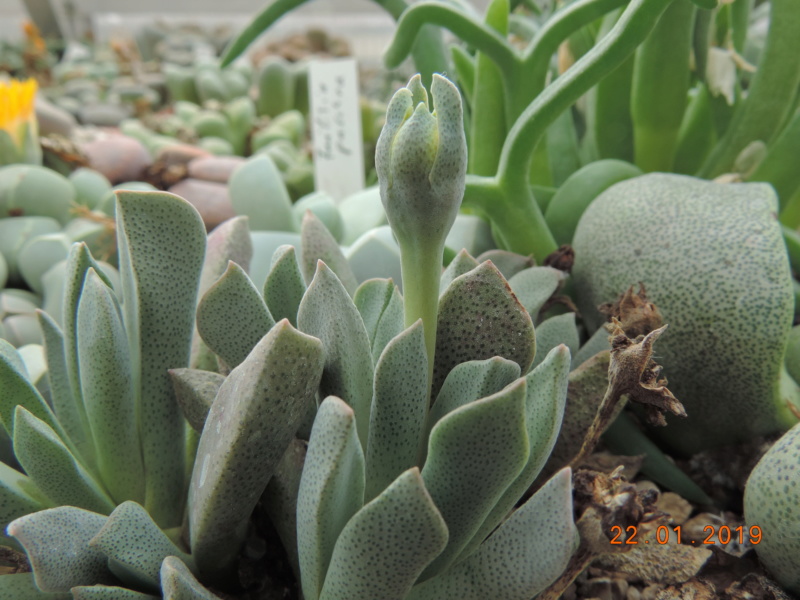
0, 78, 40, 165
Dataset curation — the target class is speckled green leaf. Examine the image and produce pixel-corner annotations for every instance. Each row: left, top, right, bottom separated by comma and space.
189, 320, 323, 577
353, 279, 404, 364
0, 344, 67, 444
297, 262, 374, 449
229, 154, 294, 232
462, 345, 571, 561
530, 313, 579, 371
427, 357, 520, 437
263, 245, 306, 326
0, 573, 70, 598
262, 439, 306, 580
300, 211, 358, 297
196, 261, 274, 369
13, 407, 114, 514
543, 351, 616, 480
191, 216, 253, 371
572, 325, 611, 368
745, 422, 800, 594
319, 468, 448, 600
297, 397, 365, 600
168, 368, 225, 433
434, 261, 535, 398
71, 586, 159, 599
475, 250, 535, 281
439, 249, 479, 295
507, 266, 566, 322
77, 270, 144, 505
116, 191, 206, 528
37, 310, 93, 465
7, 506, 114, 592
90, 501, 195, 593
0, 338, 26, 374
160, 556, 221, 600
0, 460, 50, 548
419, 379, 529, 579
366, 321, 428, 501
408, 468, 577, 600
61, 243, 114, 469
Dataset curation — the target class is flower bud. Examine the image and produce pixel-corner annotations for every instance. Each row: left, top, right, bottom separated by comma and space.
376, 73, 467, 247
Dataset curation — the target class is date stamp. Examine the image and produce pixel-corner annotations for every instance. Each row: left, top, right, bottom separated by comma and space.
609, 524, 762, 545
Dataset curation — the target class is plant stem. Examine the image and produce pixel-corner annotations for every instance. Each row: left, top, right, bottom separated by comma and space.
399, 238, 443, 390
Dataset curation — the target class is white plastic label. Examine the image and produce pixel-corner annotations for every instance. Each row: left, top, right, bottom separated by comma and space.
308, 58, 365, 203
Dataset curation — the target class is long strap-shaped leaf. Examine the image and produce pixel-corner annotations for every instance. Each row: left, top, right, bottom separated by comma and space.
189, 320, 323, 578
77, 269, 145, 506
419, 377, 529, 579
115, 191, 206, 529
408, 467, 577, 600
319, 468, 448, 600
297, 397, 365, 600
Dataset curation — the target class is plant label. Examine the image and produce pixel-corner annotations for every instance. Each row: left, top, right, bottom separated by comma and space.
309, 58, 365, 203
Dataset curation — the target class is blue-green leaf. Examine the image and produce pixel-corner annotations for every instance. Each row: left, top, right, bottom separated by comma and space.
366, 321, 429, 501
439, 249, 479, 294
300, 211, 359, 297
115, 191, 206, 528
319, 469, 448, 600
71, 586, 159, 599
297, 397, 365, 600
263, 244, 306, 326
420, 378, 529, 579
298, 262, 374, 449
530, 313, 579, 371
196, 261, 274, 369
0, 573, 70, 598
0, 460, 50, 548
7, 506, 114, 592
89, 501, 195, 593
189, 320, 323, 577
12, 406, 114, 514
77, 270, 144, 505
228, 154, 294, 232
160, 556, 220, 600
507, 266, 566, 322
168, 368, 225, 433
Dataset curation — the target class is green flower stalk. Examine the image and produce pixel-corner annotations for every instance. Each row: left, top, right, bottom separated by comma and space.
375, 73, 467, 386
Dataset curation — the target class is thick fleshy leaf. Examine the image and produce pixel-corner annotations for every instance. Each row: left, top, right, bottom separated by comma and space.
160, 556, 221, 600
319, 468, 448, 600
0, 460, 50, 548
228, 154, 294, 232
263, 244, 306, 326
427, 357, 520, 436
461, 345, 571, 560
37, 311, 93, 464
419, 379, 529, 579
196, 261, 274, 369
0, 343, 66, 443
475, 250, 535, 281
71, 586, 159, 599
13, 406, 114, 514
7, 506, 114, 592
434, 261, 535, 397
90, 502, 195, 593
366, 322, 428, 501
300, 211, 359, 296
189, 320, 323, 577
439, 249, 479, 295
542, 351, 617, 479
572, 325, 611, 368
0, 573, 70, 598
507, 266, 566, 322
297, 397, 365, 600
297, 262, 374, 448
168, 368, 225, 433
77, 270, 144, 505
249, 231, 302, 291
262, 439, 306, 580
116, 191, 206, 528
344, 227, 402, 287
530, 313, 579, 371
191, 215, 253, 370
353, 279, 405, 364
408, 468, 578, 600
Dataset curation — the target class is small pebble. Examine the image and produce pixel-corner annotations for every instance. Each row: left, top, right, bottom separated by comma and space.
80, 133, 151, 184
627, 587, 641, 600
635, 480, 660, 494
168, 178, 235, 231
656, 492, 693, 525
156, 143, 212, 169
77, 102, 132, 127
188, 155, 246, 183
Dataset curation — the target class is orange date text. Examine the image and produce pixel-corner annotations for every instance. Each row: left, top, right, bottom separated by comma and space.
609, 524, 762, 545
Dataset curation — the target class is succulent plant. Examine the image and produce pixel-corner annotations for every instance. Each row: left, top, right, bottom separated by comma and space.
571, 173, 799, 454
744, 421, 800, 595
0, 78, 41, 166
